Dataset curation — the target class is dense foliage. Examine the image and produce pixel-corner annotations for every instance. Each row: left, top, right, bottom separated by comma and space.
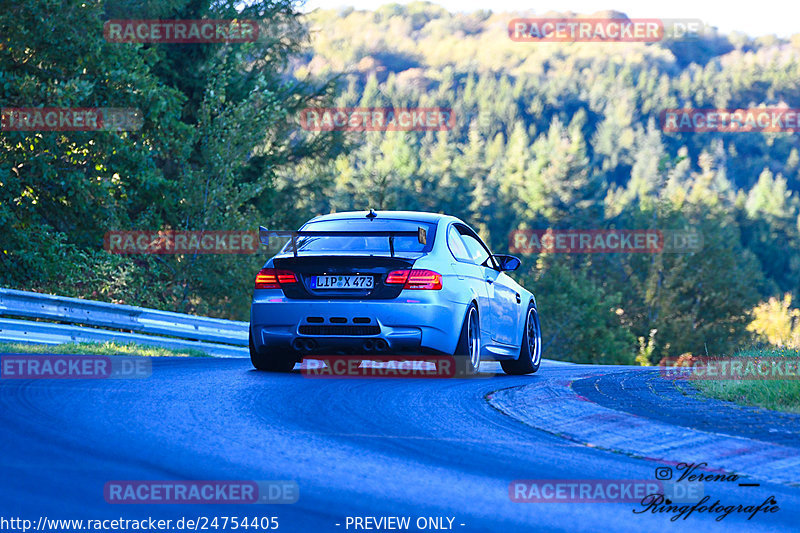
2, 1, 799, 363
1, 0, 339, 318
289, 4, 800, 363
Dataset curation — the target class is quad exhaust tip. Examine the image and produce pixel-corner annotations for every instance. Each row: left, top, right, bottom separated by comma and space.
293, 338, 389, 353
364, 339, 388, 352
292, 338, 317, 352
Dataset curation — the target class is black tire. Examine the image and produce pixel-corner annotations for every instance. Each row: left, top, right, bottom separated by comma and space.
249, 327, 297, 372
453, 303, 481, 377
501, 304, 541, 375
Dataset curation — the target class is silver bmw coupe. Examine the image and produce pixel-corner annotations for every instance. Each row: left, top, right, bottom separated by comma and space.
249, 210, 541, 376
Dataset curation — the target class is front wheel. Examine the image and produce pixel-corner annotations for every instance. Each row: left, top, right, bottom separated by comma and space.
501, 304, 541, 375
453, 304, 481, 377
249, 327, 297, 372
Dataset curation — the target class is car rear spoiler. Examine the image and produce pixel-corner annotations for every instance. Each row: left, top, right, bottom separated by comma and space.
259, 226, 428, 258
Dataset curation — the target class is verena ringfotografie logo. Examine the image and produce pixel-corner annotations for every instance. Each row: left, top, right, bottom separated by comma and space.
301, 356, 457, 378
104, 231, 259, 254
103, 20, 259, 43
659, 357, 800, 380
635, 494, 779, 522
640, 462, 780, 522
104, 481, 298, 504
508, 229, 703, 254
660, 108, 800, 133
508, 18, 704, 42
510, 480, 702, 503
299, 107, 455, 131
1, 355, 151, 379
1, 108, 142, 132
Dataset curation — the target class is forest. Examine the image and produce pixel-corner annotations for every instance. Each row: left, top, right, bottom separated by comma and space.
2, 1, 799, 364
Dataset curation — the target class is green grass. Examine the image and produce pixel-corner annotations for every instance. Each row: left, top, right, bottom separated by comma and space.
694, 348, 800, 414
0, 341, 208, 358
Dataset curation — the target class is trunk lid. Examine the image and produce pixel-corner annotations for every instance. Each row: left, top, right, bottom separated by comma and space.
273, 254, 420, 300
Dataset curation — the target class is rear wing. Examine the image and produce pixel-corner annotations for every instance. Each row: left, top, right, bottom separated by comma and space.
259, 226, 428, 258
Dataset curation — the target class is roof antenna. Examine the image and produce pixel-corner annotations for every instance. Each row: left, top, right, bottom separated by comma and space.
366, 209, 377, 219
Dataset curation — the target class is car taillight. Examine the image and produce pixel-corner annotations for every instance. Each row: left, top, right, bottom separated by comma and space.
255, 268, 297, 289
385, 269, 442, 290
385, 270, 410, 284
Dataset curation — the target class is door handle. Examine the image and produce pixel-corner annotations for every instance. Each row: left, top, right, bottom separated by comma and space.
515, 293, 521, 303
485, 278, 494, 284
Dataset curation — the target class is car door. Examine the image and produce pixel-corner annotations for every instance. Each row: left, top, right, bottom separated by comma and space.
446, 225, 492, 337
492, 270, 523, 346
459, 231, 519, 345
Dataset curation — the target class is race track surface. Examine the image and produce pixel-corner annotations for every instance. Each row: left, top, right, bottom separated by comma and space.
2, 357, 798, 532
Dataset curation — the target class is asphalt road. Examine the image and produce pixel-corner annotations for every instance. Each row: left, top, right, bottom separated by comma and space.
1, 356, 799, 532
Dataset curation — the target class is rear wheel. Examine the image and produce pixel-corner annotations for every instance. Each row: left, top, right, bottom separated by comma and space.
501, 304, 541, 375
249, 327, 297, 372
453, 304, 481, 377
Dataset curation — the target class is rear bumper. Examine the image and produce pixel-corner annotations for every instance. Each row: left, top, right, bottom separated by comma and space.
250, 290, 466, 355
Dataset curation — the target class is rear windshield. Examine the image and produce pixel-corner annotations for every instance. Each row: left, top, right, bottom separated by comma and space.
281, 218, 436, 254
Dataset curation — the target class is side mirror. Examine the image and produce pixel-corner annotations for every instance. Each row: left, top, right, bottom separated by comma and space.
494, 254, 521, 271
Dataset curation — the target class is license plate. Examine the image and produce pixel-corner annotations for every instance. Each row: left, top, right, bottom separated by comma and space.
311, 275, 374, 289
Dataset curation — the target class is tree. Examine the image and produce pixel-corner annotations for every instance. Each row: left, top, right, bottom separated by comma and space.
1, 0, 339, 319
748, 294, 800, 349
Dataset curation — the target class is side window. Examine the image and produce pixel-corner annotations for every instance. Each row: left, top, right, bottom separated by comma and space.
460, 233, 491, 266
447, 226, 472, 262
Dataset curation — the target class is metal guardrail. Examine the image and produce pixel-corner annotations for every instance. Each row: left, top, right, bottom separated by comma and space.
0, 288, 248, 357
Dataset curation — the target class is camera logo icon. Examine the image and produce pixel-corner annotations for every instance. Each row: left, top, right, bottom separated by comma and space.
655, 467, 673, 480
